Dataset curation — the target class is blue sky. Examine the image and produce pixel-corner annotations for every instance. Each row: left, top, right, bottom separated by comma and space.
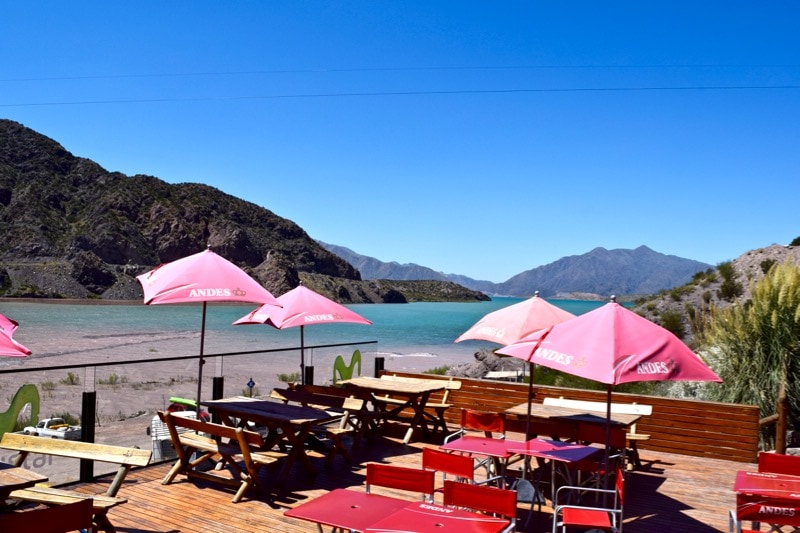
2, 2, 798, 283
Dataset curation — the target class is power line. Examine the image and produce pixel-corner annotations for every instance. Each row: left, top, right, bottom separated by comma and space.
1, 84, 798, 108
1, 63, 798, 83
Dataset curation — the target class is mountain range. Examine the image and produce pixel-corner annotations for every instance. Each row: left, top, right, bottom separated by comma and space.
320, 242, 711, 298
1, 118, 710, 302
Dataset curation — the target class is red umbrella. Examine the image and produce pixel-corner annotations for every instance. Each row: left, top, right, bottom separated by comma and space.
455, 291, 575, 346
137, 248, 281, 404
498, 298, 720, 484
233, 283, 372, 385
0, 313, 31, 357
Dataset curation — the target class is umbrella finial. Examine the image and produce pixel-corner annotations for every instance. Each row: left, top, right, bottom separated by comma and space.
534, 291, 540, 297
610, 295, 617, 303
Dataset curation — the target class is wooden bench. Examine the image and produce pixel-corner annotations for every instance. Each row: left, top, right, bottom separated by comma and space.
158, 410, 285, 503
372, 375, 462, 434
0, 432, 152, 533
270, 388, 363, 466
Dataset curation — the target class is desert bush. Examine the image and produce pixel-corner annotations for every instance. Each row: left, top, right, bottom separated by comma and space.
277, 372, 301, 383
659, 310, 685, 338
60, 372, 80, 386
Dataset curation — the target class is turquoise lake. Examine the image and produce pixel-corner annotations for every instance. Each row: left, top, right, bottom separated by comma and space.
0, 298, 604, 364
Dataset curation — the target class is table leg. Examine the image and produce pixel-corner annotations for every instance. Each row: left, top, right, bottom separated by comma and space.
403, 392, 433, 445
275, 423, 316, 482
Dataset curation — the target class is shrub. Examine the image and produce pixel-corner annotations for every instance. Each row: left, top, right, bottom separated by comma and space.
659, 310, 685, 339
717, 261, 735, 280
60, 372, 80, 386
99, 373, 124, 385
423, 365, 451, 375
277, 372, 301, 383
718, 278, 743, 301
760, 259, 777, 274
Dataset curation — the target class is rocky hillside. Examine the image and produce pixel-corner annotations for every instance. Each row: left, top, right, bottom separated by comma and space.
635, 243, 800, 345
0, 119, 486, 304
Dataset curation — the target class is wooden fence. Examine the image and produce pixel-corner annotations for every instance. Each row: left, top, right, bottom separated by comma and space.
387, 371, 760, 463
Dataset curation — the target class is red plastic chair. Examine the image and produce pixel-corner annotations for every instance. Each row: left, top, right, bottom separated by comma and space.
442, 480, 517, 532
444, 409, 507, 479
758, 451, 800, 476
422, 447, 475, 487
366, 462, 435, 502
553, 465, 624, 533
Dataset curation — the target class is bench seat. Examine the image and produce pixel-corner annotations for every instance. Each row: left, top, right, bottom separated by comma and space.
159, 411, 286, 503
0, 432, 151, 533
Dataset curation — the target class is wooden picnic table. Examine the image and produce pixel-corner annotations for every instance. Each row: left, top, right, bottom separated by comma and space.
339, 376, 447, 444
201, 396, 342, 482
506, 402, 642, 430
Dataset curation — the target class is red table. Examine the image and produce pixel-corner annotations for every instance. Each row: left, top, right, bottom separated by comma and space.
507, 438, 600, 501
507, 438, 600, 464
365, 501, 510, 532
440, 435, 527, 485
284, 488, 410, 532
734, 470, 800, 529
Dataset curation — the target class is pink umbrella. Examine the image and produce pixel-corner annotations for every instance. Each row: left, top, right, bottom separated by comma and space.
456, 292, 576, 456
234, 283, 372, 385
137, 248, 281, 404
498, 298, 720, 484
0, 313, 31, 357
497, 300, 721, 385
455, 291, 575, 346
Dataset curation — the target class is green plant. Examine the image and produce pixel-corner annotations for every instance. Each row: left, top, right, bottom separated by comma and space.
99, 373, 127, 386
277, 372, 301, 383
659, 310, 685, 338
717, 261, 735, 280
702, 261, 800, 450
423, 365, 451, 375
40, 380, 56, 391
718, 278, 743, 301
60, 372, 81, 386
760, 259, 777, 274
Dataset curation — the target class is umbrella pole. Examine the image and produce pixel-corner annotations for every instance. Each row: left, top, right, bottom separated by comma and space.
603, 385, 612, 491
196, 302, 207, 409
523, 361, 535, 478
300, 325, 305, 386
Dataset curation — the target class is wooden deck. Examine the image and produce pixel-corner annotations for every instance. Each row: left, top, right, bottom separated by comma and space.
56, 423, 752, 532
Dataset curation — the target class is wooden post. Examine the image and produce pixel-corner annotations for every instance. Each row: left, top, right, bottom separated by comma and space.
777, 381, 788, 454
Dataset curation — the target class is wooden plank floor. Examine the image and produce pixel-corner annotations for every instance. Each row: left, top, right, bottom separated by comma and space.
62, 424, 753, 532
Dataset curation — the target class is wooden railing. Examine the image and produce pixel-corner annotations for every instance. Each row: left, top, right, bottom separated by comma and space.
386, 371, 760, 464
